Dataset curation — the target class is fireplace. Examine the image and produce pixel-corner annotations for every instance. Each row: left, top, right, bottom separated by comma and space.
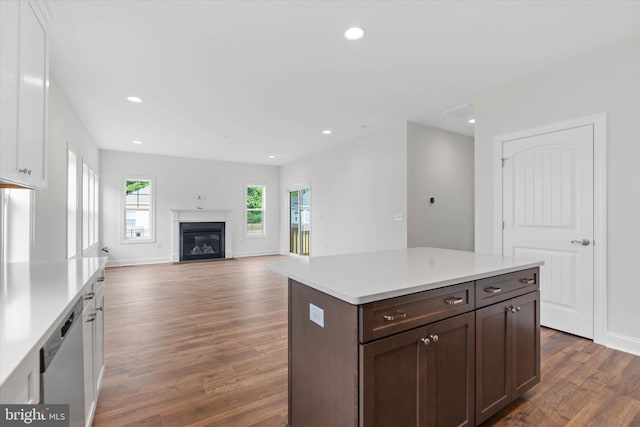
180, 222, 225, 261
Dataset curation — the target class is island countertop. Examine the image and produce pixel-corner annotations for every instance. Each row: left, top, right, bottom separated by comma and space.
0, 256, 107, 387
267, 247, 543, 305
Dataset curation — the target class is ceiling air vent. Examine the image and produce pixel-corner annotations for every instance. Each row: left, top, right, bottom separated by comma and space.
442, 103, 474, 118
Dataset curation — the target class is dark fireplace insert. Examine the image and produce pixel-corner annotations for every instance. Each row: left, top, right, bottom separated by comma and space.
180, 222, 225, 261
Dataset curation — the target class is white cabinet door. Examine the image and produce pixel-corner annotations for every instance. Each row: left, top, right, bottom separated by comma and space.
82, 293, 96, 426
0, 351, 40, 404
94, 286, 105, 397
0, 0, 20, 182
0, 0, 49, 189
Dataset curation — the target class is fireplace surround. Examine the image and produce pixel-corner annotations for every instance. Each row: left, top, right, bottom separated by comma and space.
170, 209, 233, 262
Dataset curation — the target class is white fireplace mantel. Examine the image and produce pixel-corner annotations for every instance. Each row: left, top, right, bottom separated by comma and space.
170, 209, 233, 262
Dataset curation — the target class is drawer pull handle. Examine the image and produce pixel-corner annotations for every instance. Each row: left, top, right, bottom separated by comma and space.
485, 286, 502, 294
444, 297, 464, 305
84, 292, 95, 300
420, 334, 439, 346
383, 310, 407, 321
519, 278, 535, 285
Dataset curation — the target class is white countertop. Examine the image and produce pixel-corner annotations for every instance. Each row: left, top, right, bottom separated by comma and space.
267, 247, 543, 305
0, 257, 107, 387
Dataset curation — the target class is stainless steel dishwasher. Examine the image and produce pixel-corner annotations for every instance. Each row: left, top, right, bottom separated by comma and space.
40, 297, 86, 427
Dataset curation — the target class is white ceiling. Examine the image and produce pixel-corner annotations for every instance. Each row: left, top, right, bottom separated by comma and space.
47, 1, 640, 166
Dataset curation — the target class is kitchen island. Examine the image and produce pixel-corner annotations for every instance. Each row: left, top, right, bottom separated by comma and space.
267, 247, 544, 427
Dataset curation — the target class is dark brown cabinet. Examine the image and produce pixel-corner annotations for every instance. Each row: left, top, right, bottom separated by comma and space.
360, 311, 475, 427
476, 290, 540, 424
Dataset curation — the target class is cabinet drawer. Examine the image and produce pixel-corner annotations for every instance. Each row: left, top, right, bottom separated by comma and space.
476, 267, 539, 308
359, 282, 474, 343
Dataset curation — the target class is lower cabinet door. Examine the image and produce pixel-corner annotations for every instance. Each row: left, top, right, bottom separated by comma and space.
476, 300, 510, 424
361, 326, 425, 427
476, 291, 540, 424
423, 311, 475, 427
360, 312, 474, 427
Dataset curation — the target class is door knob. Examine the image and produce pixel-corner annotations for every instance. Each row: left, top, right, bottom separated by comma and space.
571, 239, 591, 246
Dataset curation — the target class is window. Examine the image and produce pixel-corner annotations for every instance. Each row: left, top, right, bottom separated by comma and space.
67, 146, 77, 258
246, 185, 265, 236
123, 178, 154, 242
82, 160, 99, 252
1, 189, 32, 263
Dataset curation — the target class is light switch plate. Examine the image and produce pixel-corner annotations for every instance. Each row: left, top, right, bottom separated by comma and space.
309, 303, 324, 328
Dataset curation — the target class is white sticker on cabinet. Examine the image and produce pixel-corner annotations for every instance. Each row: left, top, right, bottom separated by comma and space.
309, 303, 324, 328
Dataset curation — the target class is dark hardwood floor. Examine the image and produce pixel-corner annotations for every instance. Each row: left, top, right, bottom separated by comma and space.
93, 256, 640, 426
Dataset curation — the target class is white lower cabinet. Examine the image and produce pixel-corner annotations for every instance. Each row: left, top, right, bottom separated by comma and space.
83, 270, 106, 427
83, 283, 96, 427
0, 351, 39, 404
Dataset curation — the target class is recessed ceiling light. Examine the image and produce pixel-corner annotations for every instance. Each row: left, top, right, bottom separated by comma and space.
132, 140, 142, 145
322, 129, 332, 135
344, 27, 365, 41
127, 96, 143, 103
468, 118, 476, 124
268, 155, 276, 159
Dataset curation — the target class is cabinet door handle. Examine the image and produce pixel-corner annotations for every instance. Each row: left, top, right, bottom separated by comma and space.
84, 292, 95, 300
85, 314, 96, 322
519, 278, 535, 285
444, 297, 464, 305
97, 276, 105, 282
420, 337, 430, 346
506, 305, 521, 313
18, 168, 32, 175
383, 310, 407, 321
429, 334, 439, 343
485, 286, 502, 294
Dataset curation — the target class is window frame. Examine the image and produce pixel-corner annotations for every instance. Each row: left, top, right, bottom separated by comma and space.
245, 184, 266, 238
82, 160, 100, 255
121, 176, 155, 244
67, 144, 77, 259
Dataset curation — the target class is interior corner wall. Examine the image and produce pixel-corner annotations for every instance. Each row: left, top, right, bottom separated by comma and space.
33, 79, 100, 262
406, 122, 474, 251
474, 38, 640, 352
279, 123, 407, 257
100, 150, 280, 266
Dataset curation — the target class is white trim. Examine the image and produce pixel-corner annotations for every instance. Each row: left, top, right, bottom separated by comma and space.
604, 332, 640, 357
493, 113, 607, 345
106, 257, 170, 267
233, 250, 279, 258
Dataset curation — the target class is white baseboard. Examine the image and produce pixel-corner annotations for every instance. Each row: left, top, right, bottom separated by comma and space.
605, 331, 640, 357
233, 250, 280, 258
106, 257, 171, 267
106, 251, 280, 267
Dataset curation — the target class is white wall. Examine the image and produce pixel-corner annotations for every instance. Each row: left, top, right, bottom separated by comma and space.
100, 150, 280, 265
33, 79, 100, 262
474, 38, 640, 353
279, 123, 407, 256
407, 122, 474, 250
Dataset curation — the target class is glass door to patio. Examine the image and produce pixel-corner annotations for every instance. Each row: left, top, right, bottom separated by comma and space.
289, 188, 310, 256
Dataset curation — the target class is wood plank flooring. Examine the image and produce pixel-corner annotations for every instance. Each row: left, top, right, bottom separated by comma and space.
93, 256, 640, 427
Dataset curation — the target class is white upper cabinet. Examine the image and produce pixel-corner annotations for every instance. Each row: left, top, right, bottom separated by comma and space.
0, 0, 50, 189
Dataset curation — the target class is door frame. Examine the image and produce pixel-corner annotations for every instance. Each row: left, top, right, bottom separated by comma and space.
285, 182, 311, 257
493, 113, 607, 345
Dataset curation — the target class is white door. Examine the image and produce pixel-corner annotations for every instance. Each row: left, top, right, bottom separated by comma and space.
502, 124, 594, 339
